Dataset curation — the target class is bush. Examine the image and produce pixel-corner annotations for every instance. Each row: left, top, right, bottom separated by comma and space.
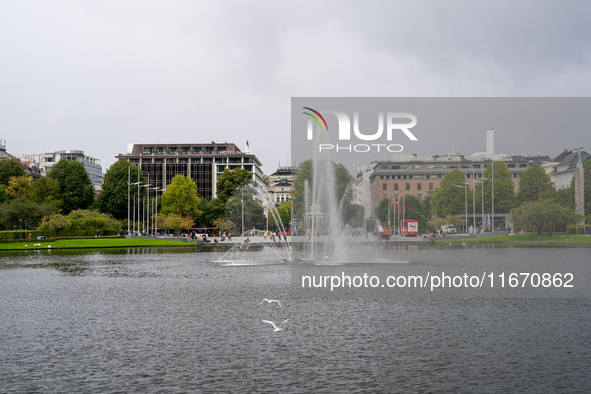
0, 230, 44, 240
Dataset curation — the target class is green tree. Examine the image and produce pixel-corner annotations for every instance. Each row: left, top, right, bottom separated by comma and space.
225, 187, 265, 234
67, 209, 121, 231
196, 197, 226, 227
161, 175, 202, 218
475, 161, 516, 214
95, 160, 147, 219
47, 159, 95, 214
374, 197, 394, 226
427, 215, 464, 230
509, 199, 579, 235
159, 214, 194, 235
291, 159, 353, 221
0, 198, 58, 228
516, 165, 553, 204
216, 168, 254, 204
31, 177, 62, 207
39, 213, 72, 238
430, 169, 466, 216
0, 159, 26, 188
269, 200, 292, 228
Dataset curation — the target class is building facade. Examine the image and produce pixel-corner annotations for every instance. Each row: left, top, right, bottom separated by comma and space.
116, 142, 265, 200
543, 148, 590, 190
268, 166, 296, 205
369, 153, 534, 215
25, 150, 104, 189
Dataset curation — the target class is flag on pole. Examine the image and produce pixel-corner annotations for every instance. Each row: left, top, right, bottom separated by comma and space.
398, 199, 401, 214
291, 200, 294, 217
403, 197, 406, 214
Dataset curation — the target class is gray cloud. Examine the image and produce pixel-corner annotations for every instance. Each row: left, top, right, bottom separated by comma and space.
1, 1, 590, 173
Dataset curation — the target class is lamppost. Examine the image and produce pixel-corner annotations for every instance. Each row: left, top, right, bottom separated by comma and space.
455, 184, 468, 233
467, 180, 478, 233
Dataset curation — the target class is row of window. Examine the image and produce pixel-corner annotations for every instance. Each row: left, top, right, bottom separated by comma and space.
383, 193, 424, 200
380, 174, 443, 180
381, 164, 484, 170
131, 157, 252, 164
217, 165, 253, 172
383, 182, 434, 191
143, 146, 228, 155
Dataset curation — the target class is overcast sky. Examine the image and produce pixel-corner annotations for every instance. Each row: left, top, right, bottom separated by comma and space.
1, 1, 590, 174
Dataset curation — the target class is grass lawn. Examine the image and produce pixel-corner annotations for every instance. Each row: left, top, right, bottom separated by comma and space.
0, 238, 191, 250
455, 234, 591, 243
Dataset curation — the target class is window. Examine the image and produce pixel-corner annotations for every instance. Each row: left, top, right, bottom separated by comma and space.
417, 183, 422, 191
168, 147, 178, 154
429, 183, 434, 191
190, 158, 201, 164
508, 164, 515, 168
244, 165, 252, 171
203, 158, 213, 163
154, 158, 164, 164
45, 157, 54, 163
473, 164, 480, 168
217, 165, 226, 172
215, 158, 226, 163
193, 147, 202, 154
519, 164, 527, 168
156, 147, 165, 154
383, 183, 387, 191
381, 165, 389, 169
179, 158, 188, 163
229, 157, 241, 163
144, 147, 154, 154
394, 183, 399, 191
217, 146, 227, 153
204, 147, 214, 154
180, 147, 190, 154
406, 183, 410, 191
166, 158, 176, 163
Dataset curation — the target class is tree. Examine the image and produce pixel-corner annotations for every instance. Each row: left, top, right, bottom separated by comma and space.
158, 214, 194, 235
509, 199, 579, 235
161, 175, 202, 218
95, 160, 146, 219
429, 169, 467, 216
427, 215, 464, 230
0, 159, 26, 188
212, 217, 235, 234
269, 200, 292, 228
0, 198, 58, 228
225, 187, 265, 233
216, 168, 254, 204
196, 197, 226, 227
475, 161, 516, 214
5, 176, 33, 200
47, 159, 95, 214
291, 159, 353, 221
516, 165, 553, 204
39, 213, 72, 238
67, 209, 121, 231
31, 176, 62, 207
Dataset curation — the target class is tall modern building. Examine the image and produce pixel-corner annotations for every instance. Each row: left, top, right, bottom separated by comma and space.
26, 150, 104, 189
116, 142, 265, 200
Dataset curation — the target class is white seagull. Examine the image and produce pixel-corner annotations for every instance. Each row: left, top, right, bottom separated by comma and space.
262, 319, 289, 332
259, 298, 282, 308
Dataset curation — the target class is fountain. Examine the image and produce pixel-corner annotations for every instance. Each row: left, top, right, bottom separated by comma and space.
211, 183, 293, 266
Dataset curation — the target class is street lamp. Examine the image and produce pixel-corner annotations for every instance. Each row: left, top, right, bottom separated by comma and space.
455, 184, 468, 233
467, 180, 478, 233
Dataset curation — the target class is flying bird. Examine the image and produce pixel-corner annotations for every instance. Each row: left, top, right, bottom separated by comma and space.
259, 298, 282, 308
262, 319, 289, 332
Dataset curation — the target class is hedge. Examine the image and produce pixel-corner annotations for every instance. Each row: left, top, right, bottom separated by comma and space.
0, 229, 120, 240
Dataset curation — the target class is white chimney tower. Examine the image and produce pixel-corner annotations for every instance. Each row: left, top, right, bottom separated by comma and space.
486, 129, 494, 154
